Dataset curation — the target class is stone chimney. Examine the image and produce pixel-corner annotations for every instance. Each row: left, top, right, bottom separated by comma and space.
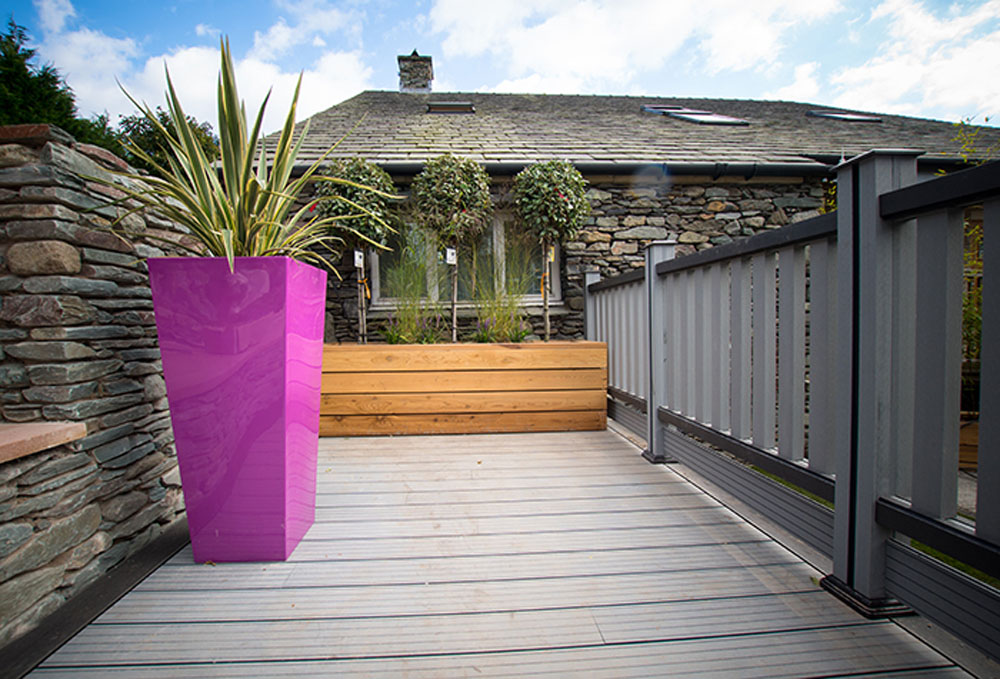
398, 50, 433, 93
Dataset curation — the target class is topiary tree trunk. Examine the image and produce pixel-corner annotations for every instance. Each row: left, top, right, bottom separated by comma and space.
542, 237, 551, 340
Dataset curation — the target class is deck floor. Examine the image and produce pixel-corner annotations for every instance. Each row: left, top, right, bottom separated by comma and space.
31, 430, 970, 677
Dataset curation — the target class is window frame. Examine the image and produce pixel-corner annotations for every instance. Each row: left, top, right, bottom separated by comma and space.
368, 211, 561, 310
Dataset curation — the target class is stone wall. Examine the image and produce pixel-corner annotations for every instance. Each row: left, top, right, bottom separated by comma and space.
0, 125, 187, 646
324, 175, 826, 343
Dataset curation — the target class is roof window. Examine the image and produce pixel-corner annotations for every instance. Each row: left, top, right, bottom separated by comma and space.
807, 110, 882, 123
641, 104, 749, 126
427, 101, 475, 114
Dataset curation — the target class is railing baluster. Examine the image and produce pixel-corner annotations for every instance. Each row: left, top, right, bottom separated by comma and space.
708, 263, 723, 429
717, 263, 731, 433
698, 267, 711, 423
807, 238, 836, 476
693, 267, 706, 424
675, 272, 688, 416
640, 278, 650, 401
910, 209, 963, 520
752, 252, 777, 451
978, 197, 1000, 542
891, 217, 917, 500
778, 245, 806, 461
663, 276, 675, 410
686, 269, 697, 419
730, 258, 752, 440
614, 288, 626, 389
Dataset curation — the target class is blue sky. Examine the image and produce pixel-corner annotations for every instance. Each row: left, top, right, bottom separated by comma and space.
8, 0, 1000, 133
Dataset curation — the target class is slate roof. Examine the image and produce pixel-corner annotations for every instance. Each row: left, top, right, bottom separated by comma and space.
277, 91, 1000, 175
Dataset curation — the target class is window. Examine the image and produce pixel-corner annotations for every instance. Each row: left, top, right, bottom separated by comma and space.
427, 101, 475, 114
641, 104, 749, 126
370, 212, 559, 307
806, 110, 882, 123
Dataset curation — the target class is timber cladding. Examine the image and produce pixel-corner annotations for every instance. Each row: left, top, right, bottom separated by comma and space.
320, 341, 608, 436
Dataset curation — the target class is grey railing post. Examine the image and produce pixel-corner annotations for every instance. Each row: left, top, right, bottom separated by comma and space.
821, 149, 921, 617
584, 271, 600, 341
643, 241, 676, 463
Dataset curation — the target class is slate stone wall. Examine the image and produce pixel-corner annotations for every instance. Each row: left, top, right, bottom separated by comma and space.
0, 125, 186, 646
325, 175, 826, 343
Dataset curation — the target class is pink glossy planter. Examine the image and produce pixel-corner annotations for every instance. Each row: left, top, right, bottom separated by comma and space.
148, 257, 327, 562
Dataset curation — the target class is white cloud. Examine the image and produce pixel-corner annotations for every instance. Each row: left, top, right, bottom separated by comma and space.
766, 62, 822, 102
37, 26, 139, 116
29, 0, 373, 134
831, 0, 1000, 119
251, 18, 299, 61
195, 23, 221, 39
490, 73, 588, 95
33, 0, 75, 34
122, 46, 372, 134
250, 2, 355, 61
429, 0, 840, 92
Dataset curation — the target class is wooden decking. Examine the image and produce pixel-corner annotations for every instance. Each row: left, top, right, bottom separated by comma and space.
31, 430, 970, 677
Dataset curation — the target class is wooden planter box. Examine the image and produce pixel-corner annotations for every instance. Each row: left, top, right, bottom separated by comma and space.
320, 341, 607, 436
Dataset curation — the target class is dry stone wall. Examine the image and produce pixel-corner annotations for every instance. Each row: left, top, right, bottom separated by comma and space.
0, 125, 187, 646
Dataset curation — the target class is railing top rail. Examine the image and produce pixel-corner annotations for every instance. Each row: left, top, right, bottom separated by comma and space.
655, 212, 836, 277
880, 159, 1000, 221
587, 268, 645, 293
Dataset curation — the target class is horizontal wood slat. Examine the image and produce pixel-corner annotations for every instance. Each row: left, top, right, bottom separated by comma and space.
323, 368, 607, 394
320, 411, 606, 437
323, 341, 607, 371
321, 342, 607, 436
322, 389, 605, 416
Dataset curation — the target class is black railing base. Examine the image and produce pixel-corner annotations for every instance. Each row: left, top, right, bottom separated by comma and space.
641, 448, 675, 464
820, 574, 915, 619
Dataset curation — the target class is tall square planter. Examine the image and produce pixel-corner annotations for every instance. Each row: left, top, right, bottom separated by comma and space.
149, 257, 327, 562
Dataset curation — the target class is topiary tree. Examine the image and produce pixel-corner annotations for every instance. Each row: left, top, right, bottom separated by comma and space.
315, 158, 398, 342
411, 154, 492, 342
512, 160, 590, 340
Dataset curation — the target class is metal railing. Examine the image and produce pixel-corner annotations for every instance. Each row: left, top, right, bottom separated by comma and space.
585, 152, 1000, 660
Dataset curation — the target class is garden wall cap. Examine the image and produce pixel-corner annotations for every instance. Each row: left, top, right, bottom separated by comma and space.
272, 91, 1000, 174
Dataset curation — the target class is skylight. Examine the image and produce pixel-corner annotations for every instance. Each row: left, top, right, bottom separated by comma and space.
807, 110, 882, 123
641, 104, 749, 126
427, 101, 475, 114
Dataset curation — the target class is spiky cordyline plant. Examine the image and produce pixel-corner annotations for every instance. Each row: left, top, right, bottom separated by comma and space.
102, 38, 391, 272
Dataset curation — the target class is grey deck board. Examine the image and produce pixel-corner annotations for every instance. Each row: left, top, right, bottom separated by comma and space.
170, 522, 763, 561
31, 430, 970, 678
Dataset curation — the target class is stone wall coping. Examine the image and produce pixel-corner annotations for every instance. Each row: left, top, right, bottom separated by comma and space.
0, 422, 88, 464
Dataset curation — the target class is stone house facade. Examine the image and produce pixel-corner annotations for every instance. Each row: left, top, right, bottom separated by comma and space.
286, 53, 990, 344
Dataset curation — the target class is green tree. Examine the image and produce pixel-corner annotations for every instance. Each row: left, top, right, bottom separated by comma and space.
0, 18, 120, 154
513, 160, 590, 340
412, 154, 493, 342
0, 18, 78, 128
117, 106, 219, 177
315, 157, 398, 342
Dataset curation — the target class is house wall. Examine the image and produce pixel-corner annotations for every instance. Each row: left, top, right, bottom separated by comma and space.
0, 125, 186, 646
324, 174, 827, 343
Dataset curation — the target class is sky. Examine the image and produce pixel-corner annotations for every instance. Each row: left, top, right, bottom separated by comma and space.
7, 0, 1000, 134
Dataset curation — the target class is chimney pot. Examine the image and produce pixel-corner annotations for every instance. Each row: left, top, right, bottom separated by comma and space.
398, 50, 433, 93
